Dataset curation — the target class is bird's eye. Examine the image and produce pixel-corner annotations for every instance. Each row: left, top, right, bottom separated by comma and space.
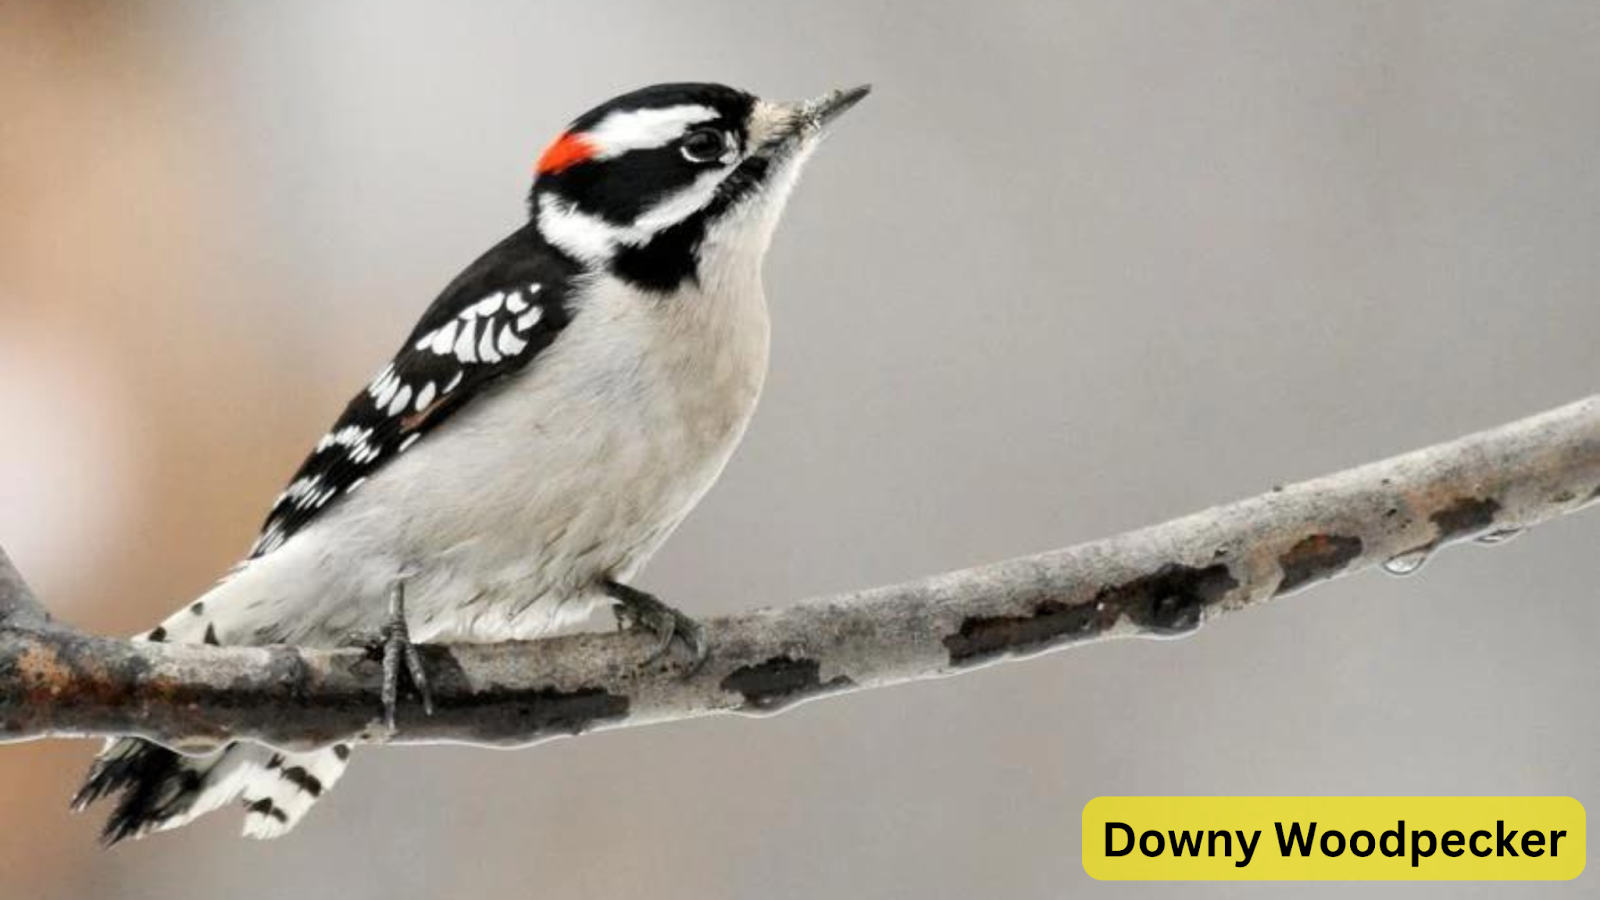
680, 128, 728, 164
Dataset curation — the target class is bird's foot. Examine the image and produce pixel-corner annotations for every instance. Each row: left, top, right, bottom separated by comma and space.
343, 581, 434, 730
605, 581, 708, 672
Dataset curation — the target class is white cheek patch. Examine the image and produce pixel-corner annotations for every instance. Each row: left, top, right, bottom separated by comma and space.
634, 167, 728, 233
585, 104, 719, 158
538, 194, 641, 263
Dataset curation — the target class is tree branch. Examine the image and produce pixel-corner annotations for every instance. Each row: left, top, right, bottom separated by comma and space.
0, 546, 54, 631
1, 397, 1597, 753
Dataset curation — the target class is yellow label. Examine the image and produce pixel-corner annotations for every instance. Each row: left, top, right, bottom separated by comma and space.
1082, 797, 1584, 880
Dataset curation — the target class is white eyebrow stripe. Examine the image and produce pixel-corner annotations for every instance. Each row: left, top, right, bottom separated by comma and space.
584, 104, 719, 157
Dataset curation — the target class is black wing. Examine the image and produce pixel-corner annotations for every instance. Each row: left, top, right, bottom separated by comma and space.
248, 225, 579, 559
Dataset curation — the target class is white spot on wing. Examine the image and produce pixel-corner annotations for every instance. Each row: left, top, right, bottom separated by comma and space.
454, 321, 478, 363
429, 320, 458, 355
399, 433, 420, 453
291, 475, 322, 509
368, 364, 394, 396
478, 326, 501, 363
374, 372, 400, 408
517, 307, 543, 331
497, 325, 528, 356
474, 293, 504, 317
284, 476, 320, 504
387, 383, 413, 417
316, 425, 380, 465
506, 291, 528, 314
415, 381, 436, 411
444, 371, 463, 393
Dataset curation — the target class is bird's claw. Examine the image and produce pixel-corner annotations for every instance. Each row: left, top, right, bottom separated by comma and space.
378, 581, 433, 730
607, 583, 708, 673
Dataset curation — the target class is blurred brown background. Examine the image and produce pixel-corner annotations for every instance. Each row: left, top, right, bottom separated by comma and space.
2, 1, 1597, 897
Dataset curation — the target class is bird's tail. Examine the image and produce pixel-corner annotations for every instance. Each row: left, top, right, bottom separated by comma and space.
71, 586, 354, 843
73, 738, 352, 843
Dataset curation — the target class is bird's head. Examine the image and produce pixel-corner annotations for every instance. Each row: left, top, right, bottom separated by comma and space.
529, 82, 869, 290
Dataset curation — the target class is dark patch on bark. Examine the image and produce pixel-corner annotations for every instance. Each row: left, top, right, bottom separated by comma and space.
413, 651, 631, 742
944, 563, 1238, 666
944, 600, 1103, 667
720, 655, 855, 714
1430, 496, 1501, 541
1276, 534, 1364, 594
1096, 562, 1238, 635
437, 684, 630, 741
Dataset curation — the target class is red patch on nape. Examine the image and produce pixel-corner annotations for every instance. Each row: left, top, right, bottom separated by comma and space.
535, 131, 596, 175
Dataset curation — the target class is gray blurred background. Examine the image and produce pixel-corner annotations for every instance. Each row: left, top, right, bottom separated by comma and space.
2, 1, 1596, 897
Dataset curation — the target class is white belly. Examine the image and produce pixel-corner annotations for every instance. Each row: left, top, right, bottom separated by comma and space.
198, 271, 770, 647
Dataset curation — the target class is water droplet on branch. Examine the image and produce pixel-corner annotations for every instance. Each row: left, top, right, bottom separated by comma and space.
1382, 547, 1433, 576
1475, 527, 1523, 545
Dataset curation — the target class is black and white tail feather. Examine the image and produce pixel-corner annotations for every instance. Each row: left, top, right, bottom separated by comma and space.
74, 726, 349, 843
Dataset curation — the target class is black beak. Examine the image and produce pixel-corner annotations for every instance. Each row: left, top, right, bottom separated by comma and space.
808, 84, 872, 128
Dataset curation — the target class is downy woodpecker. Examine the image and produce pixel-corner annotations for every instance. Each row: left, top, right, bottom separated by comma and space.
73, 82, 869, 843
